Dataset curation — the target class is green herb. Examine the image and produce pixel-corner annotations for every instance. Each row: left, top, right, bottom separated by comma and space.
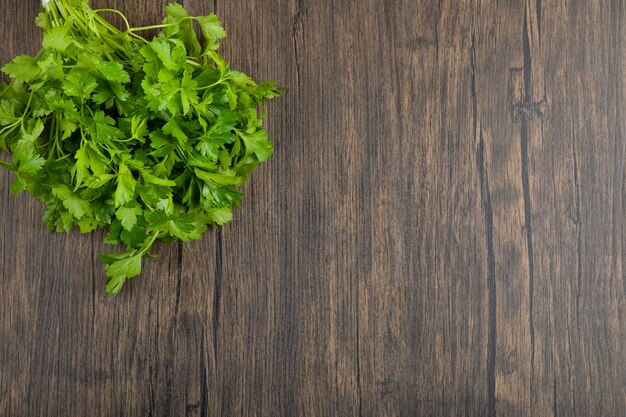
0, 0, 283, 294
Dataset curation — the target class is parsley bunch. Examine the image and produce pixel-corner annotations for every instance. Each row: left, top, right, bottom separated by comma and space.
0, 0, 282, 294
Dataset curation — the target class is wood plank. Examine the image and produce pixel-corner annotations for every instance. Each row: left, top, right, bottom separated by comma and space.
359, 1, 491, 415
193, 0, 367, 414
0, 2, 184, 416
472, 2, 533, 415
210, 0, 492, 416
525, 1, 626, 415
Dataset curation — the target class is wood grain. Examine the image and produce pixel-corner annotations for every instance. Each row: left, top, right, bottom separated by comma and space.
1, 0, 625, 416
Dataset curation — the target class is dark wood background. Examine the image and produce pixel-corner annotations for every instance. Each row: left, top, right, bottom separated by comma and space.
1, 0, 625, 416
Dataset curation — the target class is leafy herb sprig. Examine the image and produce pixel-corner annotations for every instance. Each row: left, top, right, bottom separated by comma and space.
0, 0, 282, 294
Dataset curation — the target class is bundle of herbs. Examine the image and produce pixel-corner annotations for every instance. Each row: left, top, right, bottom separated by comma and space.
0, 0, 282, 294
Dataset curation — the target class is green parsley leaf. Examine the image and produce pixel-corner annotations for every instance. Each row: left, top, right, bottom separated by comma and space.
95, 60, 131, 84
0, 0, 282, 294
2, 56, 40, 82
114, 162, 136, 207
10, 176, 27, 195
163, 3, 202, 56
42, 25, 72, 51
236, 128, 274, 162
101, 251, 143, 295
196, 14, 227, 52
50, 184, 91, 220
63, 69, 98, 99
13, 147, 46, 176
162, 117, 188, 144
115, 204, 143, 231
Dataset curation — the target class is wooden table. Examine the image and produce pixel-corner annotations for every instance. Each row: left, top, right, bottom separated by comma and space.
1, 0, 624, 416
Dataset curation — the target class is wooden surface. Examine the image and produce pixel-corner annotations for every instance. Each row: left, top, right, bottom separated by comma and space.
1, 0, 625, 416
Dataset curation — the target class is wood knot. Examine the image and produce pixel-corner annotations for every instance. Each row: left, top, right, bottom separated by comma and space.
508, 67, 548, 122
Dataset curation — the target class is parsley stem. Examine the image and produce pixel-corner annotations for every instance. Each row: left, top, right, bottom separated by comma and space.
93, 8, 132, 32
195, 77, 224, 90
128, 18, 194, 32
19, 93, 35, 130
47, 3, 63, 27
92, 13, 147, 48
0, 80, 16, 98
139, 230, 162, 256
0, 121, 20, 137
